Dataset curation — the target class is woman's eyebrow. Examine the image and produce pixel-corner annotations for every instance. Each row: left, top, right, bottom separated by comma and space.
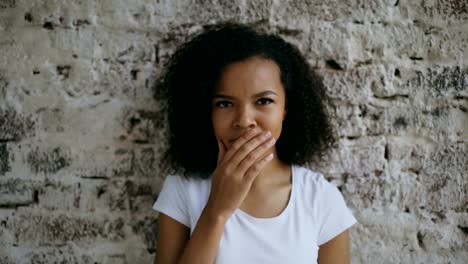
213, 90, 278, 99
213, 94, 235, 100
253, 90, 278, 98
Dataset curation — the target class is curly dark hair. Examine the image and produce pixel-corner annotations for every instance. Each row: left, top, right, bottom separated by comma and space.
154, 22, 337, 178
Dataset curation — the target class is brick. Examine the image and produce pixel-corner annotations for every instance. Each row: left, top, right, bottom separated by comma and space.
353, 209, 468, 263
274, 0, 367, 22
35, 107, 65, 134
320, 64, 434, 103
419, 0, 468, 19
105, 179, 155, 212
122, 109, 165, 144
129, 216, 158, 254
342, 175, 398, 210
33, 177, 154, 214
43, 176, 154, 214
25, 248, 81, 264
401, 66, 468, 99
125, 181, 155, 213
0, 108, 35, 141
0, 178, 36, 207
353, 209, 420, 253
37, 180, 81, 211
166, 0, 243, 25
0, 143, 10, 175
0, 72, 6, 100
245, 0, 273, 22
1, 241, 155, 264
0, 256, 15, 264
0, 0, 15, 9
157, 23, 203, 60
421, 143, 467, 212
380, 143, 467, 214
75, 145, 134, 178
273, 24, 310, 56
134, 146, 159, 178
107, 181, 130, 212
85, 30, 159, 93
310, 20, 466, 69
368, 65, 411, 99
104, 254, 128, 264
418, 224, 468, 251
2, 30, 157, 100
308, 23, 353, 71
94, 0, 163, 30
425, 66, 468, 98
320, 67, 375, 101
383, 104, 464, 142
1, 244, 95, 264
8, 211, 126, 246
327, 137, 386, 176
378, 141, 467, 214
26, 146, 71, 174
329, 102, 364, 138
329, 101, 385, 138
95, 0, 242, 30
22, 1, 96, 28
385, 135, 436, 175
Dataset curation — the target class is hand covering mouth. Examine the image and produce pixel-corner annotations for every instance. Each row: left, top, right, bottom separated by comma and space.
228, 129, 262, 144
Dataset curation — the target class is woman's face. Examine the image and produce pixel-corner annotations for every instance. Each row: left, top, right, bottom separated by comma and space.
212, 56, 287, 152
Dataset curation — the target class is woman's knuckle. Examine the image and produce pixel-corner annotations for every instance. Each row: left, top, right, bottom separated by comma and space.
231, 142, 241, 151
247, 171, 255, 179
222, 165, 231, 175
245, 165, 255, 175
240, 145, 250, 153
237, 161, 247, 171
246, 153, 257, 163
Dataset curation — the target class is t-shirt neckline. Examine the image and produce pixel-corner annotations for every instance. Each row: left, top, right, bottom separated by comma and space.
234, 164, 295, 223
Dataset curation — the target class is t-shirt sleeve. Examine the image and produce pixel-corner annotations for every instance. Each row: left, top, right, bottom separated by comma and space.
153, 175, 190, 228
317, 178, 357, 246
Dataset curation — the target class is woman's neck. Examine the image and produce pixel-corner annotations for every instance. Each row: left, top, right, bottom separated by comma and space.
250, 157, 291, 190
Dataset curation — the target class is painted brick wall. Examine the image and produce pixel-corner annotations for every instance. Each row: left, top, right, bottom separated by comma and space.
0, 0, 467, 263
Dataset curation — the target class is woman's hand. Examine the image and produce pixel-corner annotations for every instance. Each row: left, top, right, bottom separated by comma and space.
205, 128, 276, 221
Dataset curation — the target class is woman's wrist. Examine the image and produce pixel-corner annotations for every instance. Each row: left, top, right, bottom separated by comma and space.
202, 202, 231, 225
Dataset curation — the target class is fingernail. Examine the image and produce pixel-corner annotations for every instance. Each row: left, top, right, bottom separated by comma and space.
264, 131, 271, 137
266, 153, 274, 160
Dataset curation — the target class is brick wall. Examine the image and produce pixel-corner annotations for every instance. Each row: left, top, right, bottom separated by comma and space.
0, 0, 467, 263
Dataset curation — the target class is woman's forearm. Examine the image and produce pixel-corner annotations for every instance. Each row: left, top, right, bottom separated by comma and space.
178, 206, 228, 264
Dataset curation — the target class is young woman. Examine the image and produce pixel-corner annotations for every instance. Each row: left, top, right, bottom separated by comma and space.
152, 23, 356, 264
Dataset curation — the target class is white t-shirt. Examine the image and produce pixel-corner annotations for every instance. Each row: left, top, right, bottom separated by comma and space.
153, 164, 357, 264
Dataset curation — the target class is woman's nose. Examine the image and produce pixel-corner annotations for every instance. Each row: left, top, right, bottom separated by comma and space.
233, 107, 256, 129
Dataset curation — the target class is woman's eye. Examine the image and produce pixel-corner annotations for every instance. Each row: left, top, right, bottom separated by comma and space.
215, 101, 232, 108
257, 98, 274, 105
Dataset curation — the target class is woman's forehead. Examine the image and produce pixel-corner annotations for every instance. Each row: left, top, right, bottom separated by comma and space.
215, 57, 284, 95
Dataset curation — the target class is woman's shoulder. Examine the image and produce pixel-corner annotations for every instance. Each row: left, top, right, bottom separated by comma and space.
292, 165, 348, 210
292, 164, 341, 197
292, 164, 328, 186
163, 173, 211, 191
